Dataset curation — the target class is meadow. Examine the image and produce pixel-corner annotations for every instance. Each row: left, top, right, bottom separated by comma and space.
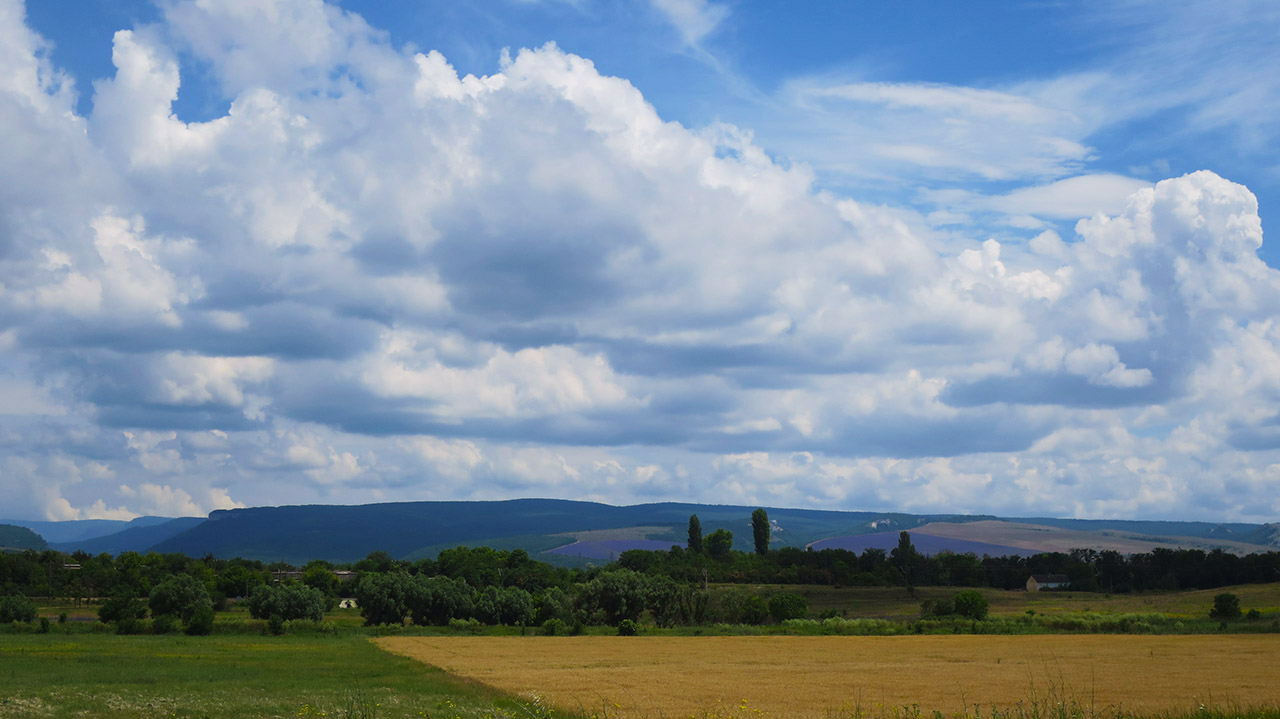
0, 633, 534, 719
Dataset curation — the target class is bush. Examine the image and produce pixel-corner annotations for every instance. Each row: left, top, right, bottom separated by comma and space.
541, 618, 567, 636
354, 572, 411, 626
740, 595, 770, 625
247, 583, 326, 622
150, 574, 213, 625
473, 586, 534, 626
1210, 593, 1242, 621
617, 619, 638, 636
407, 575, 475, 626
952, 590, 989, 620
38, 617, 50, 634
0, 595, 37, 624
447, 617, 484, 634
268, 614, 285, 636
185, 603, 215, 636
99, 590, 147, 625
919, 598, 955, 618
768, 592, 808, 622
151, 614, 179, 634
576, 569, 653, 626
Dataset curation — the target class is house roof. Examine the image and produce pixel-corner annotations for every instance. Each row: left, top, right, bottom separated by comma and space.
1030, 574, 1070, 583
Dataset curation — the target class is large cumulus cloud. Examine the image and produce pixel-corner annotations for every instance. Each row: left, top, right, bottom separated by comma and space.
1, 0, 1278, 523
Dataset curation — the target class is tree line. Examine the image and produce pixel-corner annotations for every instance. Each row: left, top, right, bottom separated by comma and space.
644, 513, 1280, 593
3, 510, 1279, 633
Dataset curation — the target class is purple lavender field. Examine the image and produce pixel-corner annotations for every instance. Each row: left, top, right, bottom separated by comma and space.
808, 531, 1038, 557
546, 539, 681, 559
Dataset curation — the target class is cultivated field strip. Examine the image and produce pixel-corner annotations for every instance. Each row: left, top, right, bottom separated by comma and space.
377, 635, 1280, 718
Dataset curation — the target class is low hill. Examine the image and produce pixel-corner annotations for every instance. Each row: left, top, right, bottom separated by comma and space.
0, 516, 179, 544
0, 524, 48, 551
49, 517, 206, 555
902, 521, 1273, 555
140, 498, 1279, 564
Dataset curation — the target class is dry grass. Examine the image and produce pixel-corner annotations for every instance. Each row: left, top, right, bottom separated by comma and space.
377, 635, 1280, 719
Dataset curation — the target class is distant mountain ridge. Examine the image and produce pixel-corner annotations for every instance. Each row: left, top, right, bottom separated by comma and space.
9, 500, 1278, 564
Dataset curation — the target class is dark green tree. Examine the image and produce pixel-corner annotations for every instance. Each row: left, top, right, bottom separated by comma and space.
952, 590, 989, 620
246, 583, 327, 622
149, 574, 212, 625
98, 587, 147, 625
705, 529, 734, 562
0, 594, 37, 623
1210, 592, 1242, 620
768, 592, 808, 622
407, 575, 475, 626
576, 569, 652, 626
353, 572, 411, 626
751, 508, 770, 555
473, 586, 534, 626
687, 514, 703, 553
302, 564, 340, 597
891, 531, 920, 593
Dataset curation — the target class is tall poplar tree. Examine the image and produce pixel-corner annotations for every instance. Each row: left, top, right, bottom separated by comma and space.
751, 508, 770, 555
687, 514, 703, 553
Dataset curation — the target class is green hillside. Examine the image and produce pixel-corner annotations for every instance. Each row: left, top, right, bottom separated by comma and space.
0, 524, 47, 551
140, 497, 1273, 565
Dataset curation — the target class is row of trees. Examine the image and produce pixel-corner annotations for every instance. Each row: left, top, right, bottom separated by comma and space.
0, 545, 585, 604
349, 567, 808, 628
647, 519, 1280, 594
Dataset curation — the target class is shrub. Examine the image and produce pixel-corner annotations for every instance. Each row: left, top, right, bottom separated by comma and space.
920, 598, 955, 618
151, 614, 179, 634
185, 603, 215, 636
407, 575, 475, 626
952, 590, 989, 620
1210, 593, 1242, 621
99, 589, 148, 624
576, 569, 652, 626
38, 617, 50, 634
150, 574, 213, 625
473, 586, 534, 626
447, 617, 484, 634
769, 592, 808, 622
268, 614, 285, 636
353, 572, 411, 626
617, 619, 638, 636
0, 595, 37, 624
541, 618, 567, 636
247, 583, 326, 622
534, 586, 573, 625
740, 595, 770, 625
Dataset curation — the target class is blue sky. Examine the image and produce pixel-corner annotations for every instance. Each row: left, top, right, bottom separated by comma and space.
2, 0, 1279, 523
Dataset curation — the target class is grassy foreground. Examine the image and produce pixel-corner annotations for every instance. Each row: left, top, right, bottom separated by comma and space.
0, 633, 546, 719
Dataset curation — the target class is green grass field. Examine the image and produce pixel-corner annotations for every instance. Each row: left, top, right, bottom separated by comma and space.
0, 633, 548, 719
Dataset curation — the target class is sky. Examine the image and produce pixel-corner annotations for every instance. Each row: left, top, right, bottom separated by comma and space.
2, 0, 1280, 524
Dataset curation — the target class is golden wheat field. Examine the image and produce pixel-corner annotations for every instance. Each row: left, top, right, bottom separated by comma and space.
376, 635, 1280, 718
